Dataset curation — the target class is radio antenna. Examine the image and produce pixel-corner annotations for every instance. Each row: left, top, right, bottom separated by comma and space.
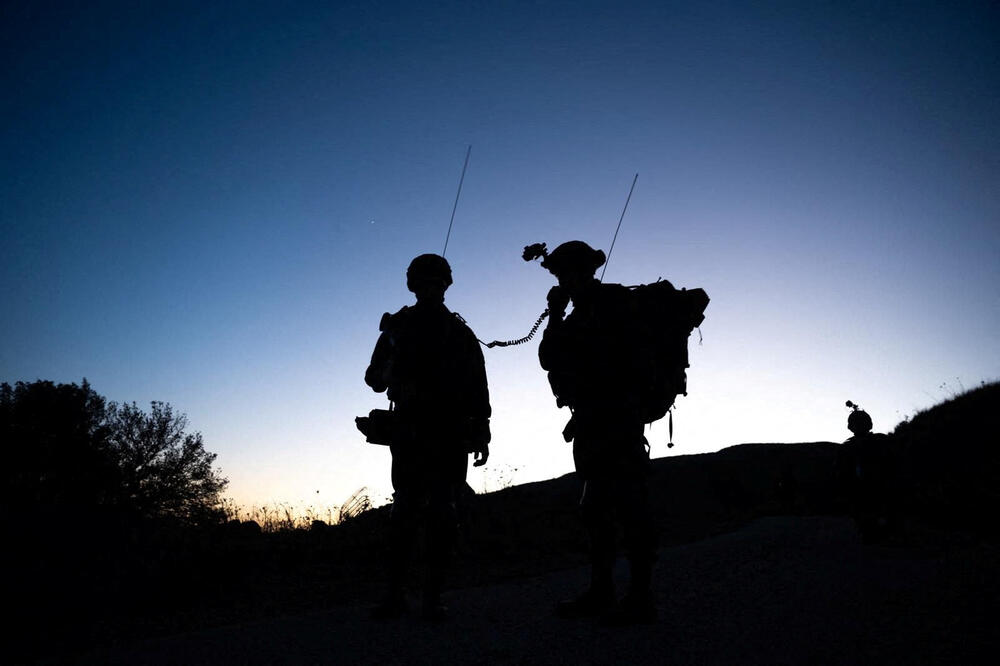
600, 172, 638, 282
442, 145, 472, 257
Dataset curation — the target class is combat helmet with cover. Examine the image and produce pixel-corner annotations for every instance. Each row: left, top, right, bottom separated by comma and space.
406, 253, 453, 292
538, 241, 607, 277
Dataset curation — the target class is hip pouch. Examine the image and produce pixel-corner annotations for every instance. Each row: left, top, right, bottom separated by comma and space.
355, 408, 398, 446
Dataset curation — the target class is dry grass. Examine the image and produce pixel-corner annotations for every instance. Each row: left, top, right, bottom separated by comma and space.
220, 498, 344, 531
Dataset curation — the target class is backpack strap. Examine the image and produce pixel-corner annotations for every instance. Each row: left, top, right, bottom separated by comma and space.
379, 306, 409, 332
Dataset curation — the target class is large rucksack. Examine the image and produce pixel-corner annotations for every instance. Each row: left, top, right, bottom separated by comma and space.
628, 279, 710, 425
484, 264, 709, 437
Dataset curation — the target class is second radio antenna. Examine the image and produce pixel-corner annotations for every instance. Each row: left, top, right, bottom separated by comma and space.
600, 172, 638, 282
442, 145, 472, 257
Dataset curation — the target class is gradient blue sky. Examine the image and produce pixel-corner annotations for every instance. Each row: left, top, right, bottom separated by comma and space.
3, 1, 998, 510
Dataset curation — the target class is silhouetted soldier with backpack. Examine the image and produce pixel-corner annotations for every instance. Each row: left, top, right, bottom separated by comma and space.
363, 254, 491, 619
537, 240, 659, 624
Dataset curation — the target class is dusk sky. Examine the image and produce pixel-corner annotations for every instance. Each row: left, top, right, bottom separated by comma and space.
3, 1, 998, 512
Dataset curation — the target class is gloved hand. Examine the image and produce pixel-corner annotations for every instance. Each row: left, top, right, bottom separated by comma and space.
547, 285, 570, 319
465, 417, 491, 466
473, 443, 490, 467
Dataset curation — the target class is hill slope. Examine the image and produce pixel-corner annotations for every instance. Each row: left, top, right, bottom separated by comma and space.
30, 382, 1000, 661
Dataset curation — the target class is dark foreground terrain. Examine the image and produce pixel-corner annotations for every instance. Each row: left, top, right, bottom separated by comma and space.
16, 382, 1000, 664
83, 515, 996, 665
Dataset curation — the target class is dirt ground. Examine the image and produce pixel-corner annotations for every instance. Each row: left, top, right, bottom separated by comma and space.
79, 516, 996, 665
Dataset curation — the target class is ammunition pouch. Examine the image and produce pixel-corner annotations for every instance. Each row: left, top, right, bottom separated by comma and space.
357, 408, 491, 452
355, 408, 398, 446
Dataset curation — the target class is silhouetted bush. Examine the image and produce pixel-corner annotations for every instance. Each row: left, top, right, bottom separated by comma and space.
0, 378, 117, 515
1, 379, 227, 524
106, 400, 227, 523
1, 379, 230, 659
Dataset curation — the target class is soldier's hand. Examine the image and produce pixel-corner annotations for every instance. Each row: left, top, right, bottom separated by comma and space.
547, 285, 570, 319
473, 443, 490, 467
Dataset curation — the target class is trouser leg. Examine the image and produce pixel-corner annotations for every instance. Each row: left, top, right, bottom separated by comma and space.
385, 489, 420, 600
423, 483, 458, 603
620, 473, 657, 598
552, 478, 617, 617
580, 479, 616, 595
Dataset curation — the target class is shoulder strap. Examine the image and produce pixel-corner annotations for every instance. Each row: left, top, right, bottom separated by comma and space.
379, 306, 410, 332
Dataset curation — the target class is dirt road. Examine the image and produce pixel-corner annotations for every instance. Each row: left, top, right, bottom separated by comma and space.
81, 516, 995, 665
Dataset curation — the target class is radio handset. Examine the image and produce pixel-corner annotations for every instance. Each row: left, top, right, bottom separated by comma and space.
483, 309, 549, 348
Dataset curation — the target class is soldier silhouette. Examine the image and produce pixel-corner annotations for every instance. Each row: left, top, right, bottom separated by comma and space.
537, 241, 658, 624
364, 254, 491, 619
837, 401, 895, 543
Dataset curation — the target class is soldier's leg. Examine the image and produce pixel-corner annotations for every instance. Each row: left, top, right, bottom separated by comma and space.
554, 477, 617, 617
372, 451, 424, 618
382, 488, 420, 601
421, 450, 466, 618
622, 436, 657, 578
619, 469, 657, 601
606, 435, 658, 624
423, 483, 458, 616
581, 477, 617, 593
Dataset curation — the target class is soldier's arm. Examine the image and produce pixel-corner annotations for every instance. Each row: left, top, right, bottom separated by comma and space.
458, 322, 491, 465
538, 284, 574, 371
539, 317, 573, 372
466, 324, 492, 420
364, 331, 392, 393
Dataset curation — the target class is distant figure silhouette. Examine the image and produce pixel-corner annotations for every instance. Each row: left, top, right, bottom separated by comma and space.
364, 254, 491, 620
536, 240, 658, 624
837, 401, 895, 543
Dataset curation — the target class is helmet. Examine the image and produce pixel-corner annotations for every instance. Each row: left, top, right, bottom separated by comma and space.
847, 409, 873, 435
406, 254, 453, 292
541, 241, 606, 276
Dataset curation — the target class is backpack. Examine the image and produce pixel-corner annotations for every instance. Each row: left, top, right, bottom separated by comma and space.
485, 275, 709, 441
628, 279, 710, 425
